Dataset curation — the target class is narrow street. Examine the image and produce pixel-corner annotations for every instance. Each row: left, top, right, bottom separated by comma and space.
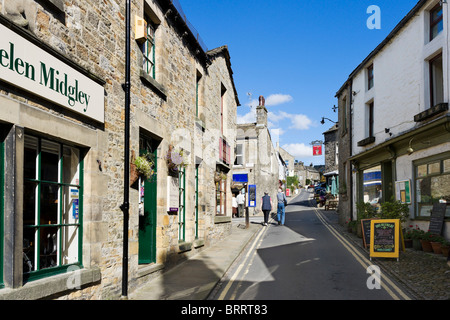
209, 189, 413, 300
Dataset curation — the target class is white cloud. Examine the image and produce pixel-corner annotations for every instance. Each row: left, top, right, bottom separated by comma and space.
237, 107, 257, 124
265, 94, 293, 106
270, 128, 285, 137
290, 114, 313, 130
281, 143, 313, 158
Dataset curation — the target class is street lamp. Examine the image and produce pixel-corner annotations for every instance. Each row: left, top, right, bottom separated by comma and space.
320, 117, 338, 125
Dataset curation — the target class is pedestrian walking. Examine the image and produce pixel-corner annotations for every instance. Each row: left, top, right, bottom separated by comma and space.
260, 192, 273, 226
232, 194, 238, 218
236, 191, 245, 218
276, 188, 287, 225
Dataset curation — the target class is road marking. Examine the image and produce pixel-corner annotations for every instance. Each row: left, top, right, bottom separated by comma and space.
217, 220, 270, 300
312, 206, 411, 300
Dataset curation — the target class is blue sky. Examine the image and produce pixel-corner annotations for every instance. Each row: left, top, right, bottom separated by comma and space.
179, 0, 419, 166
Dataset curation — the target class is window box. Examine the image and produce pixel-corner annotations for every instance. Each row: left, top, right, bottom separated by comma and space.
414, 103, 448, 122
357, 136, 376, 147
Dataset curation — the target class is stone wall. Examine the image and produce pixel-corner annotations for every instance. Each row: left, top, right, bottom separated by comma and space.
0, 0, 238, 300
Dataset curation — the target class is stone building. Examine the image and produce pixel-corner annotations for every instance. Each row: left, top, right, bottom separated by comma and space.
0, 0, 239, 299
232, 96, 279, 216
323, 124, 339, 194
336, 0, 450, 238
277, 145, 295, 177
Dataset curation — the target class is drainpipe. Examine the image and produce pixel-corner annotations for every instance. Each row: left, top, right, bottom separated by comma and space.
120, 0, 131, 298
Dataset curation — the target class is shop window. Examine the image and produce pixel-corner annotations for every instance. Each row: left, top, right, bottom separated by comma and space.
415, 154, 450, 218
362, 165, 382, 210
23, 135, 82, 281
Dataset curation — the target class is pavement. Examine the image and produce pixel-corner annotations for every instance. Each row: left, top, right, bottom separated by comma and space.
129, 193, 450, 301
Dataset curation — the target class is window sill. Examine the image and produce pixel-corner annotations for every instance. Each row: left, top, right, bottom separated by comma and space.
414, 103, 448, 122
178, 242, 192, 253
0, 267, 101, 300
214, 216, 232, 224
357, 136, 376, 147
140, 70, 167, 100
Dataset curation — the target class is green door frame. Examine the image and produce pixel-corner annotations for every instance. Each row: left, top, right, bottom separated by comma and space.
138, 147, 157, 264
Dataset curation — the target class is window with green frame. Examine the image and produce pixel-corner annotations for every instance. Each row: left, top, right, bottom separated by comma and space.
415, 153, 450, 218
23, 135, 83, 281
0, 137, 4, 288
141, 14, 156, 79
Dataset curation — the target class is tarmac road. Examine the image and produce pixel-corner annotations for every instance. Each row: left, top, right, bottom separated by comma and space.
209, 189, 413, 300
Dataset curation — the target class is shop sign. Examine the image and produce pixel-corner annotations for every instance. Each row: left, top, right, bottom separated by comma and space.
0, 23, 104, 123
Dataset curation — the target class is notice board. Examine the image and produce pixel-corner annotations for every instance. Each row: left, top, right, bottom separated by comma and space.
361, 219, 375, 249
429, 203, 446, 235
370, 219, 402, 261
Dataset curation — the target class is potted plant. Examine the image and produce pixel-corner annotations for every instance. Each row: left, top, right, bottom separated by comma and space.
420, 232, 434, 253
409, 226, 425, 250
403, 226, 414, 248
441, 240, 450, 258
379, 200, 409, 223
430, 235, 444, 255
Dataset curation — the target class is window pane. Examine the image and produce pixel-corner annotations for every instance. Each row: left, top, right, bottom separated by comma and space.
428, 162, 440, 175
23, 228, 36, 273
40, 226, 58, 270
417, 164, 427, 177
444, 159, 450, 173
40, 183, 59, 225
62, 186, 80, 224
363, 165, 382, 209
23, 181, 37, 225
63, 147, 80, 185
430, 54, 444, 106
24, 136, 38, 180
61, 226, 79, 265
41, 140, 59, 182
416, 174, 450, 217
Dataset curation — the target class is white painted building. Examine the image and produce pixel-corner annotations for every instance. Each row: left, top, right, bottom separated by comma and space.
337, 0, 450, 238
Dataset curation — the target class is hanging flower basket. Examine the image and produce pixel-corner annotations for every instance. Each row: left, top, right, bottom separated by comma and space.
133, 152, 155, 181
166, 145, 188, 175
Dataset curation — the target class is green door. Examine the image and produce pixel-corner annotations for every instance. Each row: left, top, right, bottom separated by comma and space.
138, 148, 157, 264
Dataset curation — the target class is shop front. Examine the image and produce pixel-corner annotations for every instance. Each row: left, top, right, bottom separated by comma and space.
0, 17, 104, 297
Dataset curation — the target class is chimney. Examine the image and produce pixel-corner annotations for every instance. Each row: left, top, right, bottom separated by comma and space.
256, 95, 268, 127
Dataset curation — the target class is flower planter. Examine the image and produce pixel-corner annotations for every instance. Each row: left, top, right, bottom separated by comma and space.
130, 163, 139, 185
413, 239, 422, 250
404, 239, 413, 248
441, 246, 449, 258
430, 242, 442, 254
420, 240, 433, 252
